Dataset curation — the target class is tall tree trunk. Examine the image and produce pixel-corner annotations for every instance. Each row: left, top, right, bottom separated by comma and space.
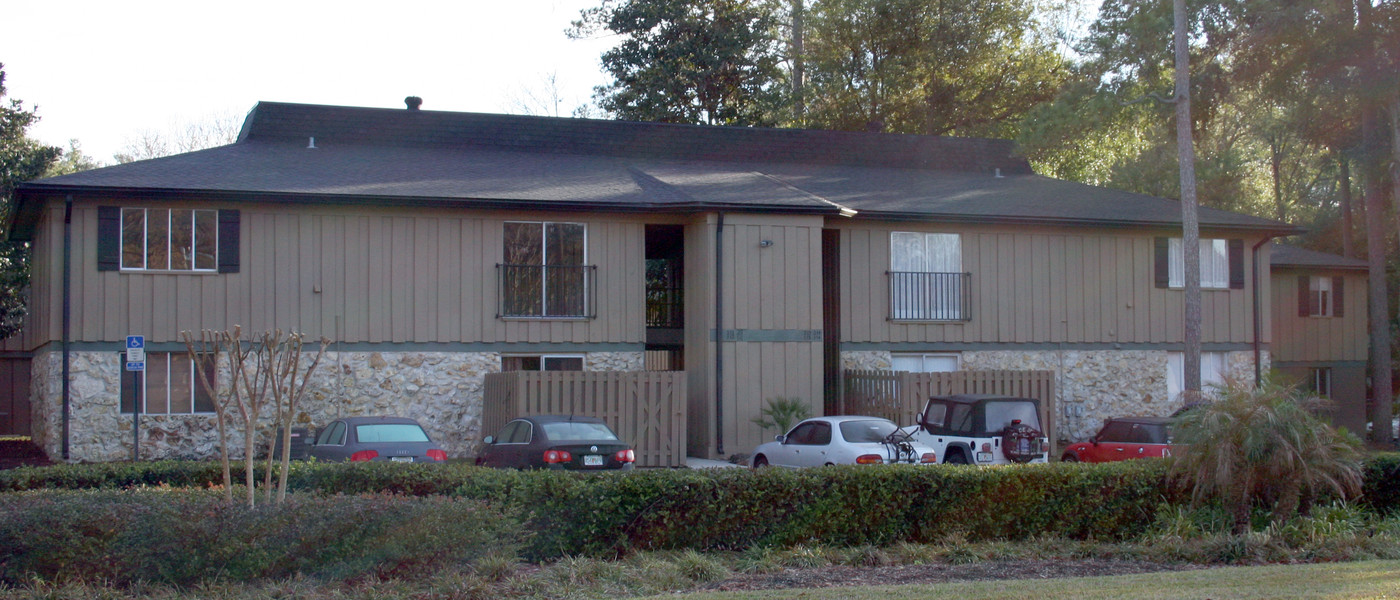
1392, 95, 1400, 257
1271, 136, 1286, 221
1358, 0, 1393, 447
791, 0, 805, 123
1340, 154, 1355, 257
1175, 0, 1202, 402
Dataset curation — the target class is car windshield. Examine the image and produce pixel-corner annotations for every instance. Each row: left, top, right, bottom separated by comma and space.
839, 419, 898, 443
541, 421, 619, 441
984, 401, 1040, 432
355, 424, 430, 443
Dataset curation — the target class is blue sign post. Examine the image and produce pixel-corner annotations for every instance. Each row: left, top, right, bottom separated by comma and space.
127, 336, 144, 461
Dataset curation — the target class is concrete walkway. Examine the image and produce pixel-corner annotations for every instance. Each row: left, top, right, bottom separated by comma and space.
685, 456, 744, 469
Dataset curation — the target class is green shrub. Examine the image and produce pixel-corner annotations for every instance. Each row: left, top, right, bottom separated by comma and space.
5, 455, 1399, 560
0, 490, 523, 585
1173, 378, 1366, 532
1361, 452, 1400, 516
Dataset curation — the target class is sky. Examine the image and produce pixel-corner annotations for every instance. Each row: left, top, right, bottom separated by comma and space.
4, 0, 1100, 165
2, 0, 616, 162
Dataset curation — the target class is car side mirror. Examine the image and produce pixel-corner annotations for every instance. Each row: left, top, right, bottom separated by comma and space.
483, 435, 495, 445
774, 434, 786, 443
1090, 437, 1099, 446
916, 412, 926, 426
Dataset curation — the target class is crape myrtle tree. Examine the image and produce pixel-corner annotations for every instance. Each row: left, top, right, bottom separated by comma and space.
0, 64, 61, 341
182, 327, 329, 507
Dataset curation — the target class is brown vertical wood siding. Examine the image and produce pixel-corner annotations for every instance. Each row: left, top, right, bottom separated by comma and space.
29, 200, 656, 346
833, 221, 1270, 345
683, 213, 825, 458
1270, 269, 1368, 362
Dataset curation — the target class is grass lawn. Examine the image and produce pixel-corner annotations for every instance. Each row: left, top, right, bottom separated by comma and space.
646, 560, 1400, 600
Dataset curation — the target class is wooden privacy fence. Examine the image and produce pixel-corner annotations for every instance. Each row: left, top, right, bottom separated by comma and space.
482, 371, 687, 468
842, 369, 1057, 445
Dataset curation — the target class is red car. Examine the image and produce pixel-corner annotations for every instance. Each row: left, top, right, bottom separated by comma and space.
1061, 417, 1174, 463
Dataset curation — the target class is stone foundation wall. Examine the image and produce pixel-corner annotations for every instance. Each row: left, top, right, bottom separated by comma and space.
839, 348, 1265, 442
32, 349, 649, 463
841, 351, 893, 371
585, 352, 645, 371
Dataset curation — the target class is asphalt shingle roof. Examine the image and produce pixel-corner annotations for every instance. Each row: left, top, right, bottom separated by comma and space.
13, 101, 1299, 239
1269, 244, 1368, 270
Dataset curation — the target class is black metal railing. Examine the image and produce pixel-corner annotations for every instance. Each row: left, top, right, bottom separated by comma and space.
887, 271, 972, 321
646, 285, 684, 328
497, 264, 597, 318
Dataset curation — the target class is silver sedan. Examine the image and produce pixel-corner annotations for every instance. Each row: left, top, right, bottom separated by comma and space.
750, 416, 938, 468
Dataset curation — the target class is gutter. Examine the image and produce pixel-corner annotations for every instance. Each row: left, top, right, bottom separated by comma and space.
62, 195, 72, 460
714, 212, 725, 458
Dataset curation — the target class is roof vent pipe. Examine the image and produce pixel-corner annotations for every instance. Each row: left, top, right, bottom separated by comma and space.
405, 96, 423, 110
307, 137, 316, 149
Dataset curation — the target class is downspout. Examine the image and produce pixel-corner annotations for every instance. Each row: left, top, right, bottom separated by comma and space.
1251, 235, 1278, 387
714, 213, 725, 457
62, 195, 73, 461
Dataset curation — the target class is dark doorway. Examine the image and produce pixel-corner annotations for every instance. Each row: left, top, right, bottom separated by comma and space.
0, 357, 32, 436
646, 225, 685, 356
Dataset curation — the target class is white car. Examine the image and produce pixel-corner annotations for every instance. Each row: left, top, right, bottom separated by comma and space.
750, 416, 939, 468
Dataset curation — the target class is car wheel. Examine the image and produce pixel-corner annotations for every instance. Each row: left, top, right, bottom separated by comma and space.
945, 450, 968, 465
752, 455, 769, 469
1061, 454, 1078, 463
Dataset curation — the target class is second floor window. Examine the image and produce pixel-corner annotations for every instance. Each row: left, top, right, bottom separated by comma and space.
889, 232, 968, 321
122, 208, 218, 271
1299, 275, 1344, 318
500, 222, 593, 318
1168, 238, 1229, 289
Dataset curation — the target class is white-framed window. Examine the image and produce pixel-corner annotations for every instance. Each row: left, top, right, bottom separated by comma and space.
501, 354, 584, 372
1308, 276, 1333, 317
500, 221, 591, 318
891, 353, 960, 373
1309, 367, 1332, 398
1166, 351, 1227, 401
121, 208, 218, 271
1168, 238, 1229, 289
889, 232, 966, 320
120, 352, 216, 414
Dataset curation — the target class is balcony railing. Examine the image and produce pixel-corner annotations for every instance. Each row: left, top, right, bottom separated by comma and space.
646, 285, 684, 328
497, 264, 597, 318
887, 271, 972, 321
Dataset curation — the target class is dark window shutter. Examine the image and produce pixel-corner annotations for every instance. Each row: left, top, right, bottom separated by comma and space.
1298, 275, 1310, 317
217, 210, 240, 273
97, 206, 121, 271
1228, 239, 1245, 289
1153, 237, 1169, 288
1333, 276, 1344, 317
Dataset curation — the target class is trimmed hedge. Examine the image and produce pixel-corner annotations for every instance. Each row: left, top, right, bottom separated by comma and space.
465, 461, 1182, 557
3, 456, 1398, 559
1362, 453, 1400, 516
0, 490, 522, 585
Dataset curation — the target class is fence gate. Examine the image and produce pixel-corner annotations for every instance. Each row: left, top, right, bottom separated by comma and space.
841, 369, 1057, 451
482, 371, 687, 467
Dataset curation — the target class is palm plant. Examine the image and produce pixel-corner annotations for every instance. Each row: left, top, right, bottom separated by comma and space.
750, 397, 812, 434
1172, 376, 1364, 533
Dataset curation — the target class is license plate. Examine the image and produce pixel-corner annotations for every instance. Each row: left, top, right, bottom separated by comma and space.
390, 456, 413, 463
583, 455, 603, 466
976, 452, 993, 463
